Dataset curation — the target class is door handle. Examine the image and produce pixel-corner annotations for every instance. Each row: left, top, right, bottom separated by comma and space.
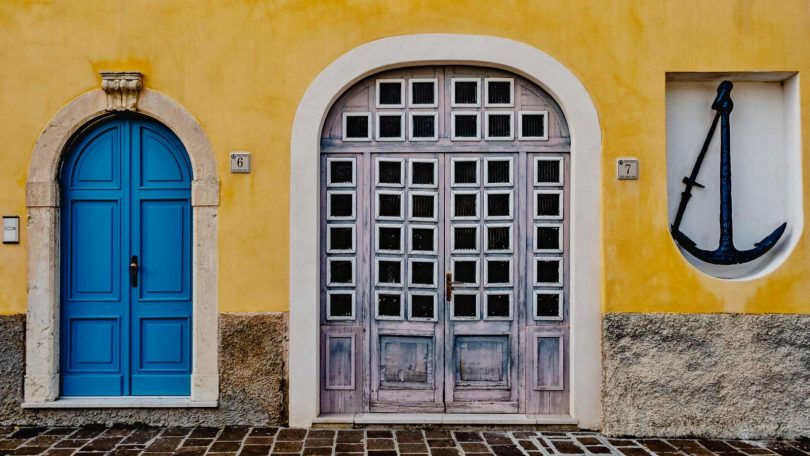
445, 272, 454, 301
130, 256, 139, 287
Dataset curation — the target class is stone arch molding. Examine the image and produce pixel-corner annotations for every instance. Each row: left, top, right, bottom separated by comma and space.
289, 34, 603, 428
24, 73, 220, 406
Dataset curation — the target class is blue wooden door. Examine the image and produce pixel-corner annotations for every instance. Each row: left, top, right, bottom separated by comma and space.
60, 115, 192, 396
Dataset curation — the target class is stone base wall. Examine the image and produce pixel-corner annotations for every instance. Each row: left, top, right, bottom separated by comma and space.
603, 313, 810, 439
0, 312, 288, 426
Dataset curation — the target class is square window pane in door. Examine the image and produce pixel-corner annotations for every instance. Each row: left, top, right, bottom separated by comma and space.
486, 79, 513, 106
377, 292, 403, 319
377, 114, 404, 140
486, 192, 512, 218
327, 292, 354, 320
410, 114, 436, 140
486, 225, 511, 251
521, 112, 548, 139
411, 161, 436, 186
535, 225, 561, 252
378, 160, 403, 185
377, 192, 402, 219
453, 259, 478, 285
535, 191, 562, 219
486, 294, 511, 318
410, 260, 436, 287
411, 81, 436, 106
328, 192, 355, 219
377, 80, 403, 106
453, 226, 478, 252
378, 260, 402, 285
486, 113, 513, 139
328, 259, 354, 285
453, 193, 478, 219
535, 291, 562, 320
535, 258, 562, 285
453, 79, 479, 105
377, 226, 402, 252
328, 159, 354, 185
453, 293, 478, 319
410, 227, 436, 253
535, 158, 562, 185
453, 160, 478, 185
343, 113, 371, 140
453, 113, 479, 140
411, 193, 436, 220
486, 260, 511, 285
328, 226, 354, 252
409, 293, 436, 320
486, 159, 512, 185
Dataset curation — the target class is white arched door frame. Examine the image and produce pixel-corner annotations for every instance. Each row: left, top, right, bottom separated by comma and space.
289, 34, 602, 428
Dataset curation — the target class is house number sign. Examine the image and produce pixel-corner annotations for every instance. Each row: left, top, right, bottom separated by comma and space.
230, 152, 251, 173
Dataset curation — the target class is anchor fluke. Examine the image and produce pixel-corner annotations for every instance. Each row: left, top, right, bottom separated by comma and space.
670, 80, 787, 265
672, 222, 786, 265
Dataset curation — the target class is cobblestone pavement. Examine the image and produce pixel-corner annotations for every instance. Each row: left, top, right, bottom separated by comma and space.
0, 426, 807, 456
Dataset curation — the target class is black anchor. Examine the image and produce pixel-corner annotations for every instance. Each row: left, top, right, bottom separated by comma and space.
670, 80, 787, 265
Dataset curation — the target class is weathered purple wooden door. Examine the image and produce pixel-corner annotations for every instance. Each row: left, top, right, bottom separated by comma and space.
319, 66, 570, 415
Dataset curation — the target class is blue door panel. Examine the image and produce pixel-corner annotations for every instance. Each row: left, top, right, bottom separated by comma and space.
139, 201, 189, 297
70, 125, 122, 189
69, 201, 120, 298
61, 116, 192, 397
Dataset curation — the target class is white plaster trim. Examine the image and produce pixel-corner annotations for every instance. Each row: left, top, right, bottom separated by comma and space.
22, 397, 217, 409
289, 34, 602, 429
25, 86, 220, 404
314, 413, 578, 426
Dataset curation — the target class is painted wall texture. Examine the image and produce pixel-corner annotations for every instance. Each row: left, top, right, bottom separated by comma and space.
1, 0, 810, 316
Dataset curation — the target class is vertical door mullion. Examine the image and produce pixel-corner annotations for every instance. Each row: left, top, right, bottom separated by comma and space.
122, 118, 134, 395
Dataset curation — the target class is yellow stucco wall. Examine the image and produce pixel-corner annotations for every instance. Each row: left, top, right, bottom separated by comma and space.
1, 0, 809, 315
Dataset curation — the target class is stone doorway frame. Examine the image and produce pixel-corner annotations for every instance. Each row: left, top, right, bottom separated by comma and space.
24, 73, 220, 406
289, 34, 603, 428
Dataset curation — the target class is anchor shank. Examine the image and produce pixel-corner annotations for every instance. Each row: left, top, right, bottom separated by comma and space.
672, 112, 720, 231
718, 94, 734, 251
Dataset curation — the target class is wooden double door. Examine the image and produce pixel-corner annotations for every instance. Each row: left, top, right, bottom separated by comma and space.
321, 151, 568, 414
370, 153, 519, 413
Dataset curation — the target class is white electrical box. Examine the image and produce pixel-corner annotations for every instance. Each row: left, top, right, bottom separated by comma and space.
617, 158, 639, 180
230, 152, 251, 173
3, 216, 19, 244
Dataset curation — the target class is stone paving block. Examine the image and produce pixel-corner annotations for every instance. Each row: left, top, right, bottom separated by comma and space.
490, 445, 524, 456
765, 443, 806, 456
304, 438, 333, 448
251, 428, 280, 437
219, 427, 251, 441
274, 441, 304, 452
618, 448, 651, 456
518, 439, 538, 451
639, 439, 678, 452
368, 451, 398, 456
303, 447, 332, 456
241, 445, 274, 455
483, 434, 512, 445
401, 443, 430, 453
190, 427, 221, 438
454, 432, 483, 443
307, 431, 335, 439
336, 431, 364, 443
459, 442, 489, 452
81, 436, 123, 451
43, 450, 77, 456
339, 443, 368, 452
609, 439, 639, 447
11, 446, 51, 455
367, 431, 394, 438
429, 448, 460, 456
426, 432, 453, 440
427, 439, 456, 448
587, 445, 612, 454
183, 438, 213, 447
277, 429, 308, 442
9, 428, 47, 439
44, 428, 75, 436
396, 431, 425, 443
247, 437, 276, 445
368, 439, 396, 450
173, 448, 207, 456
55, 440, 87, 448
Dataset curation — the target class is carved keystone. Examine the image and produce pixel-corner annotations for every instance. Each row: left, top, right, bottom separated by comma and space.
100, 72, 143, 112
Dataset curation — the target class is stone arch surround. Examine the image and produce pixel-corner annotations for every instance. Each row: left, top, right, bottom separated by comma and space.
24, 86, 220, 406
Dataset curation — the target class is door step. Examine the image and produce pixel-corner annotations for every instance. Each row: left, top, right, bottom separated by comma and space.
312, 413, 578, 430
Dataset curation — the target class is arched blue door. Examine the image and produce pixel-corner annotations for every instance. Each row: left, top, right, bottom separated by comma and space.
60, 115, 192, 396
